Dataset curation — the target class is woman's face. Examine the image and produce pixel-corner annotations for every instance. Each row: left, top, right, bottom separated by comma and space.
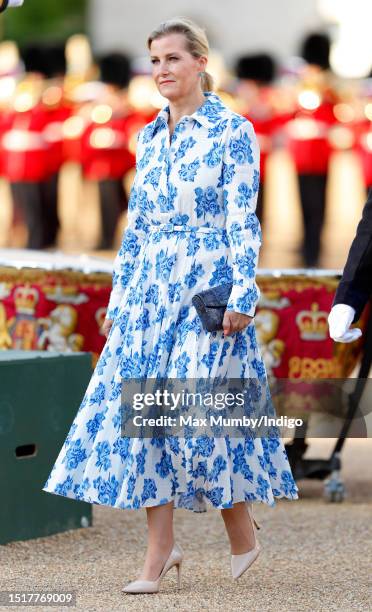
150, 32, 207, 101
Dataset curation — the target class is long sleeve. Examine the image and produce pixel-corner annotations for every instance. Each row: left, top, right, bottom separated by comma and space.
105, 130, 149, 320
332, 188, 372, 323
222, 117, 262, 318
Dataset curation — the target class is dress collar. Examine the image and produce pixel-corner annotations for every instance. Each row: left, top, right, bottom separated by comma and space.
150, 91, 229, 136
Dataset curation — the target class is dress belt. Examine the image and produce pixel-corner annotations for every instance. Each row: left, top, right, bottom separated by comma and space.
147, 222, 227, 235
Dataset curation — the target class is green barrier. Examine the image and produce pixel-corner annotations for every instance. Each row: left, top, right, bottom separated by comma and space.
0, 350, 93, 545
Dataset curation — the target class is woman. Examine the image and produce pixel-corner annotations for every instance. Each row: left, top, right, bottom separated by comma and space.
42, 17, 299, 593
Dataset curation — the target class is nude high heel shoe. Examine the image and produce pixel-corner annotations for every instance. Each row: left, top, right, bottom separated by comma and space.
231, 503, 261, 580
122, 542, 184, 594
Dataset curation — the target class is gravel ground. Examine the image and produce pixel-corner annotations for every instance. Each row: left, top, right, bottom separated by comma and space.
1, 439, 371, 612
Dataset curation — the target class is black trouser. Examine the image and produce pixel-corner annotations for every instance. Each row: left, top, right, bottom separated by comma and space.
10, 175, 60, 249
256, 181, 265, 224
40, 173, 60, 248
298, 173, 328, 268
10, 181, 43, 249
97, 178, 128, 249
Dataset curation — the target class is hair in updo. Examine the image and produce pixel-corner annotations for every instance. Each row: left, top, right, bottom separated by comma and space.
147, 16, 214, 92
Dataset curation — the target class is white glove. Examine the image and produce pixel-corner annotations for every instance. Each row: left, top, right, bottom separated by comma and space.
328, 304, 362, 343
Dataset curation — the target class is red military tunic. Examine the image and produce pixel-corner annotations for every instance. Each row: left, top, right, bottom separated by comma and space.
286, 97, 337, 175
41, 88, 73, 176
1, 102, 51, 182
0, 107, 13, 177
81, 109, 135, 180
80, 99, 156, 181
238, 84, 294, 182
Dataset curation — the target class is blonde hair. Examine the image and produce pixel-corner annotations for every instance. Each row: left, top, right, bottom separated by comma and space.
147, 17, 214, 92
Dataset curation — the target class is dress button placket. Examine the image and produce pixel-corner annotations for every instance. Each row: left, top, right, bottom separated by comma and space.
165, 128, 176, 198
164, 119, 186, 208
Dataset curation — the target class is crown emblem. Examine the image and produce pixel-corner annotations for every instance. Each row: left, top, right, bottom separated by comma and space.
296, 303, 328, 341
13, 284, 39, 315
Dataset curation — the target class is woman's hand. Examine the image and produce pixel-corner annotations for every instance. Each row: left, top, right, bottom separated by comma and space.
222, 310, 253, 336
101, 318, 113, 338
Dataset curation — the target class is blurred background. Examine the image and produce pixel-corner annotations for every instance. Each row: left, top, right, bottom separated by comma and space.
1, 4, 371, 572
0, 0, 371, 269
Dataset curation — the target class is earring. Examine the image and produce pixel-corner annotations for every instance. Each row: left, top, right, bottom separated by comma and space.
198, 71, 205, 77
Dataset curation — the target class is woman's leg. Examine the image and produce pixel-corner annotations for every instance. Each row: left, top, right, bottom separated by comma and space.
138, 500, 175, 581
221, 501, 256, 555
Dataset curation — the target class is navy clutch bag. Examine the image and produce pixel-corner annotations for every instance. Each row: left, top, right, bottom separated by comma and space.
192, 282, 233, 332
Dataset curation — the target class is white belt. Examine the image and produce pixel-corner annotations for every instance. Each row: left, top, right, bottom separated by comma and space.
147, 223, 227, 235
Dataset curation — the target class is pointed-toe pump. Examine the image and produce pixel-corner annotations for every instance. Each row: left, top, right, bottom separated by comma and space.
231, 503, 261, 580
122, 542, 184, 594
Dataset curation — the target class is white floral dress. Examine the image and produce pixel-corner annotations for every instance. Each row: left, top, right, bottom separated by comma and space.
42, 91, 299, 511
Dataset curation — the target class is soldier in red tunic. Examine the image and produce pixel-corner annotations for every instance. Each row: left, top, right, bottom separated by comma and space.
2, 43, 73, 249
38, 43, 72, 248
286, 33, 338, 267
2, 44, 50, 249
234, 54, 276, 225
80, 53, 135, 249
234, 53, 293, 226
